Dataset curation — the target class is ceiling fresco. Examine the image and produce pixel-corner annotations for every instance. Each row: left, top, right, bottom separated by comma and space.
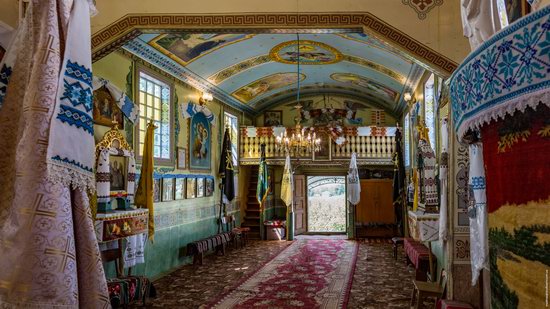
269, 40, 343, 65
123, 31, 426, 115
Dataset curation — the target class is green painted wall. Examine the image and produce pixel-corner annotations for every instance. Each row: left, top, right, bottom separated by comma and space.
93, 52, 248, 279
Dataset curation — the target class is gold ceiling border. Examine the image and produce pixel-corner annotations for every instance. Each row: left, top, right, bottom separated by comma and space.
207, 53, 406, 86
148, 33, 255, 66
91, 13, 457, 77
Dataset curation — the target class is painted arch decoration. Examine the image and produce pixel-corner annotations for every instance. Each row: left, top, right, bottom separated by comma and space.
331, 73, 399, 103
232, 72, 306, 103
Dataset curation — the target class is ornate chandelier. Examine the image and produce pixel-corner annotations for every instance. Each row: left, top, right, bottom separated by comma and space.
274, 33, 321, 155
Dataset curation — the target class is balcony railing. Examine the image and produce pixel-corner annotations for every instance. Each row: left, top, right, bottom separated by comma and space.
239, 126, 398, 165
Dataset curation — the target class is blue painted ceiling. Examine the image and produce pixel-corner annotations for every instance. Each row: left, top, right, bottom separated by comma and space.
124, 32, 425, 116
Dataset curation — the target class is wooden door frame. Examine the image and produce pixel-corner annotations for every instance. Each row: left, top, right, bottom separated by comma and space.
302, 173, 348, 235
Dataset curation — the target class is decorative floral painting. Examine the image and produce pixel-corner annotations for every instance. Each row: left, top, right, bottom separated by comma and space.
331, 73, 399, 103
270, 40, 342, 65
150, 33, 252, 65
233, 73, 305, 103
175, 178, 185, 200
162, 178, 174, 202
93, 86, 124, 128
196, 178, 205, 198
186, 178, 196, 199
189, 112, 211, 171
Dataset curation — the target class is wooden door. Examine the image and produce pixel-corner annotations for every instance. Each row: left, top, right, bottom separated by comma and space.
293, 175, 306, 235
356, 179, 395, 224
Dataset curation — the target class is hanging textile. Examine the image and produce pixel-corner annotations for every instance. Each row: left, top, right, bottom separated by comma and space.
438, 118, 449, 242
256, 144, 270, 207
93, 76, 139, 123
219, 127, 235, 203
392, 128, 406, 235
135, 122, 156, 241
124, 233, 147, 268
0, 0, 109, 307
281, 154, 293, 209
180, 101, 216, 125
347, 152, 361, 205
468, 143, 488, 286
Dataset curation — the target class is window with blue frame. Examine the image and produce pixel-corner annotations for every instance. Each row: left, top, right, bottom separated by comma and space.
137, 70, 173, 163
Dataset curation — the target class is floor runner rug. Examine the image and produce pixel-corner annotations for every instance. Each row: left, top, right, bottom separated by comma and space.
209, 239, 358, 309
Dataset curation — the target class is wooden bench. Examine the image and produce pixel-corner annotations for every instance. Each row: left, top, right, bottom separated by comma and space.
404, 238, 436, 281
186, 232, 232, 265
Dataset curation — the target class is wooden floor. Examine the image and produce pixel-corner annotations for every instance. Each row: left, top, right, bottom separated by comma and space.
132, 237, 432, 308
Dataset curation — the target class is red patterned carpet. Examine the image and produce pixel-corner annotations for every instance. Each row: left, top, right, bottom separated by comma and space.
208, 238, 357, 308
136, 237, 422, 308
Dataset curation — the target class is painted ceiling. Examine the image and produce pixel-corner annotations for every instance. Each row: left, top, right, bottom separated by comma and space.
123, 32, 425, 116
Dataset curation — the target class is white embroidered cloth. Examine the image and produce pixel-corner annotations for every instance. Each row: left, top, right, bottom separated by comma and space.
180, 101, 216, 125
46, 0, 95, 191
124, 233, 147, 268
347, 152, 361, 205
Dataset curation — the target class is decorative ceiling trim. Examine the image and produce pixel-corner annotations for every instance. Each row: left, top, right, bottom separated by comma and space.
207, 53, 406, 86
343, 55, 406, 83
122, 39, 255, 114
91, 13, 458, 77
208, 55, 271, 85
336, 34, 413, 64
402, 0, 444, 20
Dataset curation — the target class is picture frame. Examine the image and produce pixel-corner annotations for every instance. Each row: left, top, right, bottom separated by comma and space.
93, 86, 124, 129
503, 0, 530, 25
109, 155, 127, 192
264, 110, 283, 126
153, 178, 161, 202
177, 147, 187, 169
188, 113, 212, 171
175, 178, 185, 200
312, 131, 332, 161
205, 178, 214, 197
186, 178, 196, 199
196, 178, 205, 198
162, 178, 174, 202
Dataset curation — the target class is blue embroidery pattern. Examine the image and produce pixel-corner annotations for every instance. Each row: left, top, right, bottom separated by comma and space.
471, 176, 486, 190
57, 104, 93, 134
450, 7, 550, 136
61, 80, 93, 112
51, 155, 93, 173
65, 60, 92, 87
0, 64, 13, 107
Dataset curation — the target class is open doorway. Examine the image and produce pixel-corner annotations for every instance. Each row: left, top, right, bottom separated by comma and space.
307, 176, 346, 233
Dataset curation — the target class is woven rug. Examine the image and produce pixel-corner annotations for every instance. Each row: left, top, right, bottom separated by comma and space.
208, 239, 358, 309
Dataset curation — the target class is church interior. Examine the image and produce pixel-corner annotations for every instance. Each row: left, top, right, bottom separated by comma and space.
0, 0, 548, 308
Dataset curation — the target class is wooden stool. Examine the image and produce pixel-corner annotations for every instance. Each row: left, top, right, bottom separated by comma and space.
391, 237, 404, 260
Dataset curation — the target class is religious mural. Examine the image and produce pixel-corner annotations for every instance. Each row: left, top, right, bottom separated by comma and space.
150, 33, 253, 65
189, 112, 211, 170
232, 73, 305, 103
331, 73, 399, 103
269, 40, 342, 65
93, 86, 124, 128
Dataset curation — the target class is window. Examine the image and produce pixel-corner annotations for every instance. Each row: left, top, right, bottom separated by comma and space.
224, 112, 239, 167
137, 70, 173, 163
424, 73, 436, 152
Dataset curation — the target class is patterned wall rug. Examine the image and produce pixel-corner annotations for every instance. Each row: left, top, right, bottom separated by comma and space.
208, 239, 358, 308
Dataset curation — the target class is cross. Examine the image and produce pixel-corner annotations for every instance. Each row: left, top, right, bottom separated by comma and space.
40, 34, 60, 64
44, 238, 76, 272
19, 193, 57, 228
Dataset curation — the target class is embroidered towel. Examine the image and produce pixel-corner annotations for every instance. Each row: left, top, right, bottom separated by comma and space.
180, 101, 216, 125
92, 76, 139, 123
124, 233, 147, 268
46, 0, 95, 191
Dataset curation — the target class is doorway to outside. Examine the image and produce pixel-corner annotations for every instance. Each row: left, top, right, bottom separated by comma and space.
307, 176, 346, 233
